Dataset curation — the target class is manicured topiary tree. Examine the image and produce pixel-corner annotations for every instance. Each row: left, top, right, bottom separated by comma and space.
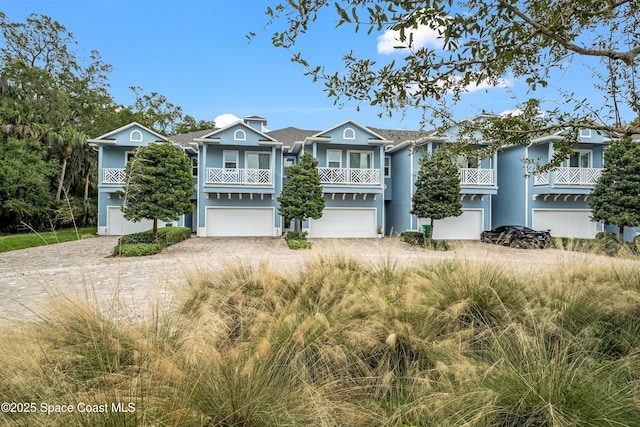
278, 152, 325, 238
589, 137, 640, 240
122, 142, 194, 239
411, 147, 462, 239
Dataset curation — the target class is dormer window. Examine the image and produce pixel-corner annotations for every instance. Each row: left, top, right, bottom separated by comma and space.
579, 129, 592, 138
234, 129, 246, 141
343, 127, 355, 140
130, 130, 143, 142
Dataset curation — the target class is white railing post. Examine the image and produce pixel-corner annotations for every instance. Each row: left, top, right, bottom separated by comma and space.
317, 167, 380, 185
205, 168, 272, 185
103, 168, 126, 184
458, 168, 494, 186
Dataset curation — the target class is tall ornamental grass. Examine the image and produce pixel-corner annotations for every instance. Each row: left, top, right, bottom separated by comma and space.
1, 253, 640, 426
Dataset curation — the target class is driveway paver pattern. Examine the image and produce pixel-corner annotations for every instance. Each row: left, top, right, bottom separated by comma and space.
0, 236, 631, 322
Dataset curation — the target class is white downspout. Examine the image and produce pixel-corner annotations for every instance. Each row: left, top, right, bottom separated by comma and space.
409, 149, 414, 230
524, 145, 529, 227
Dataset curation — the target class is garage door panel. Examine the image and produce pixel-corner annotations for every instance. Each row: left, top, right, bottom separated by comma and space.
532, 210, 596, 238
310, 208, 377, 238
206, 208, 274, 236
419, 209, 483, 240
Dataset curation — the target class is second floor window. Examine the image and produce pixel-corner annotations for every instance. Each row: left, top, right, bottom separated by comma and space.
191, 157, 198, 176
126, 150, 136, 164
247, 152, 270, 169
565, 151, 591, 168
327, 150, 342, 168
284, 157, 295, 177
224, 151, 238, 169
349, 151, 372, 169
384, 156, 391, 177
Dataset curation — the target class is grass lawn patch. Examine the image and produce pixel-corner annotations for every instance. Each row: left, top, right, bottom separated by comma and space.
0, 227, 97, 253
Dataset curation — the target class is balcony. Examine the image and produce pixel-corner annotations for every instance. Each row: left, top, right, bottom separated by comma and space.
317, 167, 380, 185
102, 168, 126, 184
534, 167, 601, 187
205, 167, 272, 185
459, 168, 494, 186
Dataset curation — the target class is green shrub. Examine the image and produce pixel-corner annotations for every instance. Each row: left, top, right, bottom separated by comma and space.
118, 226, 191, 247
400, 231, 449, 250
114, 226, 191, 256
112, 242, 163, 257
286, 238, 311, 249
284, 230, 307, 241
400, 231, 425, 245
596, 231, 617, 240
283, 230, 310, 249
551, 236, 640, 257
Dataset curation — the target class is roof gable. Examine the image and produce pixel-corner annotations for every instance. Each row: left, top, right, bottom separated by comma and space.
313, 120, 391, 145
195, 121, 281, 146
88, 122, 168, 147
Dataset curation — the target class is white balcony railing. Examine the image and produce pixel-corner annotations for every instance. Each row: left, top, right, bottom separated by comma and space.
103, 168, 126, 184
534, 167, 601, 187
459, 168, 494, 186
205, 168, 272, 185
317, 167, 381, 185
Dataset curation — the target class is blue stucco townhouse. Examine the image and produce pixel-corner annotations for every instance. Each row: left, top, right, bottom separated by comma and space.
92, 115, 634, 241
492, 127, 616, 238
385, 115, 499, 239
89, 122, 196, 236
268, 120, 392, 238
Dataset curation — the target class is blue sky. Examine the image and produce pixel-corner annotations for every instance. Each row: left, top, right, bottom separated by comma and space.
2, 0, 621, 132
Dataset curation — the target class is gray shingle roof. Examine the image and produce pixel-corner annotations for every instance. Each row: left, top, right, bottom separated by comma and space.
265, 127, 318, 148
169, 124, 434, 150
169, 128, 215, 148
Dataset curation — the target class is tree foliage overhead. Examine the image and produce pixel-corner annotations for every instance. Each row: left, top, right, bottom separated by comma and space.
122, 143, 194, 239
411, 147, 462, 238
589, 137, 640, 240
258, 0, 640, 159
278, 152, 325, 237
0, 13, 211, 231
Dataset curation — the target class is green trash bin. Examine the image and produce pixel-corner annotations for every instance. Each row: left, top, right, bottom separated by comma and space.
422, 224, 431, 236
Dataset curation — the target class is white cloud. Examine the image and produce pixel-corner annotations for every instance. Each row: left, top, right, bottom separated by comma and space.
377, 25, 443, 54
214, 113, 241, 128
462, 77, 515, 93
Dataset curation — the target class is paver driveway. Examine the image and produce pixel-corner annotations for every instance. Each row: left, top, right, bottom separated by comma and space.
0, 235, 628, 322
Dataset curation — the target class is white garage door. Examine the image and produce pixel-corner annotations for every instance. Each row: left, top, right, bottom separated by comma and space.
310, 208, 377, 238
206, 207, 274, 236
107, 207, 158, 235
532, 209, 596, 238
420, 209, 484, 240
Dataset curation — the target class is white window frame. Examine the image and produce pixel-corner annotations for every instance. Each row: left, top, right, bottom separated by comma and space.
347, 150, 373, 169
125, 150, 137, 164
563, 149, 592, 168
233, 129, 246, 141
343, 127, 356, 140
579, 129, 592, 138
245, 151, 271, 170
190, 157, 198, 176
327, 149, 342, 168
384, 156, 391, 177
223, 150, 239, 169
129, 130, 143, 142
284, 156, 296, 177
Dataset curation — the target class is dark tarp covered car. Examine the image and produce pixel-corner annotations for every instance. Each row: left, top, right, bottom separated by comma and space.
481, 225, 551, 248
